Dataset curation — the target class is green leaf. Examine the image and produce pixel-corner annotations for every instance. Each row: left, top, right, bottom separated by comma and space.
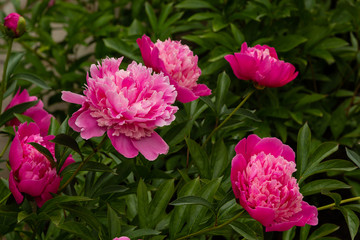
61, 161, 113, 176
301, 179, 350, 196
137, 179, 150, 228
6, 52, 25, 80
126, 229, 161, 239
11, 73, 50, 89
297, 123, 311, 178
145, 2, 157, 32
0, 101, 38, 126
318, 37, 348, 49
28, 142, 56, 168
230, 23, 245, 45
170, 196, 215, 215
282, 227, 296, 240
303, 142, 338, 176
13, 113, 34, 123
322, 191, 342, 207
215, 71, 231, 114
107, 204, 121, 239
230, 221, 260, 240
211, 139, 229, 178
60, 205, 102, 231
51, 134, 83, 158
158, 3, 173, 29
175, 0, 217, 10
40, 195, 92, 213
188, 12, 217, 21
149, 179, 174, 227
346, 148, 360, 168
93, 185, 128, 197
103, 38, 142, 62
169, 178, 201, 238
339, 207, 359, 240
272, 35, 307, 52
185, 138, 209, 178
295, 94, 327, 109
308, 223, 340, 240
58, 221, 96, 240
299, 159, 356, 185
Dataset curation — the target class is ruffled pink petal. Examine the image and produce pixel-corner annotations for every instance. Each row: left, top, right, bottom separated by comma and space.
131, 132, 168, 161
75, 110, 106, 140
61, 91, 86, 104
230, 154, 247, 199
9, 171, 23, 204
24, 107, 52, 136
9, 134, 23, 171
108, 130, 139, 158
251, 137, 284, 158
137, 35, 154, 69
193, 84, 212, 97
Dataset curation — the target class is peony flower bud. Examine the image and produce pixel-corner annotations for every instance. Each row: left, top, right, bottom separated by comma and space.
62, 57, 178, 161
231, 134, 318, 231
3, 13, 26, 38
137, 35, 211, 103
225, 42, 298, 88
8, 122, 75, 207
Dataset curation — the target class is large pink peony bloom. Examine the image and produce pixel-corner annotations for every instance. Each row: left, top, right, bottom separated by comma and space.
5, 89, 53, 136
225, 42, 298, 88
9, 122, 74, 207
137, 35, 211, 103
62, 57, 178, 161
231, 134, 318, 231
4, 12, 25, 37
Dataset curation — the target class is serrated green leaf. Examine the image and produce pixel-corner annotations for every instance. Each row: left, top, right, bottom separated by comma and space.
301, 179, 350, 196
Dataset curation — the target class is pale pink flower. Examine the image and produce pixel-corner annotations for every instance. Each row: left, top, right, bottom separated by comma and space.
4, 12, 25, 37
137, 35, 211, 103
5, 89, 53, 136
231, 134, 318, 231
62, 57, 178, 161
8, 122, 74, 207
225, 42, 298, 88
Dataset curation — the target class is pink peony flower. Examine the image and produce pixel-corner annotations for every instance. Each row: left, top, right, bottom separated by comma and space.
231, 134, 318, 231
5, 89, 53, 136
224, 42, 298, 88
4, 13, 26, 37
113, 237, 130, 240
62, 57, 178, 161
8, 122, 74, 207
137, 35, 211, 103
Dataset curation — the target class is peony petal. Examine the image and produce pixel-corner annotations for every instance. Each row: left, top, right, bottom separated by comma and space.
61, 91, 86, 104
9, 133, 23, 171
281, 144, 295, 163
131, 132, 168, 161
246, 205, 276, 227
18, 177, 47, 197
108, 130, 139, 158
193, 84, 212, 97
174, 83, 199, 103
75, 110, 106, 140
9, 171, 24, 204
251, 137, 284, 158
36, 175, 61, 208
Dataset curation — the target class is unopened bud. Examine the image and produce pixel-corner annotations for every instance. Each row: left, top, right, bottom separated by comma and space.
4, 13, 26, 38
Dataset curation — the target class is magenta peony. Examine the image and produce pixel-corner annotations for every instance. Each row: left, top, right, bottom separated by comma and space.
225, 42, 298, 88
230, 134, 318, 231
5, 89, 53, 136
4, 12, 26, 37
8, 122, 74, 207
62, 57, 178, 161
137, 35, 211, 103
113, 237, 130, 240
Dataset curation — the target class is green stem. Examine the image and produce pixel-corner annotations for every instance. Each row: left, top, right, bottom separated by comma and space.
0, 137, 11, 158
58, 135, 107, 192
0, 38, 14, 113
203, 90, 255, 147
317, 196, 360, 211
175, 210, 244, 240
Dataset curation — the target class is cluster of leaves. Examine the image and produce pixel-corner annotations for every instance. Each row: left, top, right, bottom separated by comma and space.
1, 0, 360, 239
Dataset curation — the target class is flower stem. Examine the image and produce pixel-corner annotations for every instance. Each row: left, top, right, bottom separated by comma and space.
0, 38, 14, 113
58, 135, 107, 192
317, 196, 360, 211
175, 210, 244, 240
203, 89, 255, 147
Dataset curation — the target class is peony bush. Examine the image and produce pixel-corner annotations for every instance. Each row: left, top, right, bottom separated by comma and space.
0, 1, 360, 240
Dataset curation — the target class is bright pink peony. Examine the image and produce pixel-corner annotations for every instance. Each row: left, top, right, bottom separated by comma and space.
137, 35, 211, 103
113, 237, 130, 240
230, 134, 318, 231
4, 13, 25, 37
225, 42, 298, 88
62, 57, 178, 161
8, 122, 74, 207
5, 89, 53, 136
